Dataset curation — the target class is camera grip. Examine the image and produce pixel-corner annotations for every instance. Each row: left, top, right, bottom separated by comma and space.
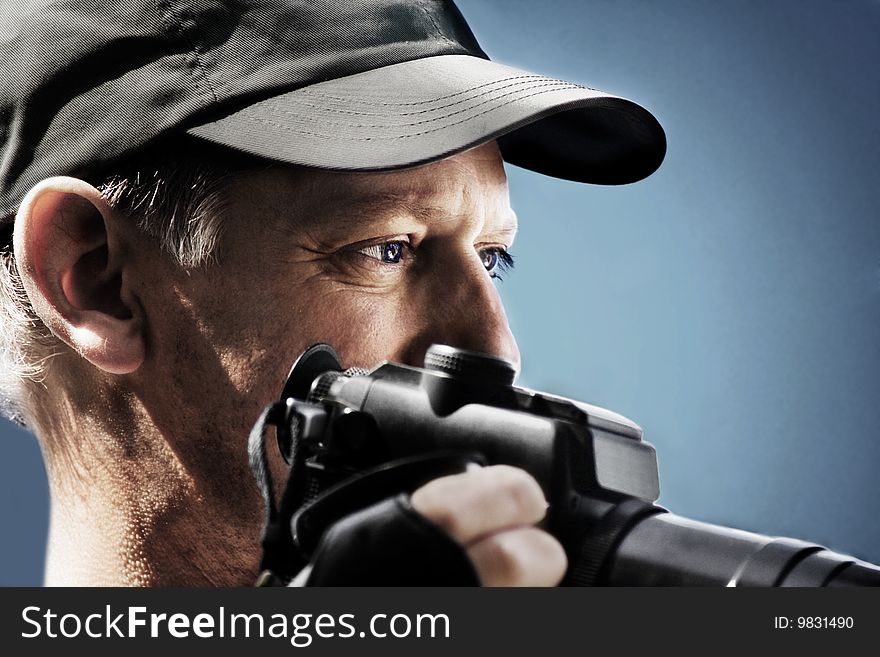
292, 451, 485, 557
303, 493, 480, 586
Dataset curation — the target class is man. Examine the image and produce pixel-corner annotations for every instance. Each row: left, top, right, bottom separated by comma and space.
0, 0, 664, 585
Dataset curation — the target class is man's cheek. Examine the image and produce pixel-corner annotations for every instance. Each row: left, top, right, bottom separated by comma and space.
329, 297, 417, 367
275, 288, 411, 366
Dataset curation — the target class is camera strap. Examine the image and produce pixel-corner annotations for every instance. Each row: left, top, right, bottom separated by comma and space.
248, 401, 310, 585
248, 400, 484, 586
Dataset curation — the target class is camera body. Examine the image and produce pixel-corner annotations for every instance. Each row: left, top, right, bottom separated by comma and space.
262, 343, 880, 586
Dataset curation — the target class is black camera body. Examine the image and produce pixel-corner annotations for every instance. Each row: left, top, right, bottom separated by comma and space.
257, 343, 879, 586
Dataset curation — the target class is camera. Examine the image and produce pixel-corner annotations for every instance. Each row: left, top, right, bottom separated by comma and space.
251, 343, 880, 586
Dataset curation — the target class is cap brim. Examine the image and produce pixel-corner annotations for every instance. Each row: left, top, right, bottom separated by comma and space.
188, 54, 665, 185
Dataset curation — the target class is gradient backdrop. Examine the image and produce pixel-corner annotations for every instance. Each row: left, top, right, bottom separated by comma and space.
2, 0, 878, 585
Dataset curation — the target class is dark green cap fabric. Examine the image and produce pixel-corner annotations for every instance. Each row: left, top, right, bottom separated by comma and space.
0, 0, 666, 221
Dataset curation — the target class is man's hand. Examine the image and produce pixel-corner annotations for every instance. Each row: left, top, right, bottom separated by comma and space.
411, 465, 567, 586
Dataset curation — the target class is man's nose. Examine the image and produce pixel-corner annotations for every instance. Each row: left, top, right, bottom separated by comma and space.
401, 250, 521, 372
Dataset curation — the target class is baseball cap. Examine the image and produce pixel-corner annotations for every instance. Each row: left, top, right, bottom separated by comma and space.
0, 0, 667, 222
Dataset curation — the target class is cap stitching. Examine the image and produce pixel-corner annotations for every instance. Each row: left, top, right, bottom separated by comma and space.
259, 81, 582, 130
236, 84, 593, 140
300, 74, 546, 106
153, 0, 219, 104
294, 79, 579, 117
417, 0, 460, 51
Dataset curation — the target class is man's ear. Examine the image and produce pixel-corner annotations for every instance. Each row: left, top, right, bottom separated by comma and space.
13, 176, 146, 375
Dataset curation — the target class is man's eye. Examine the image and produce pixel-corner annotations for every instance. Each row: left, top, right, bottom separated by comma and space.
480, 247, 515, 280
358, 241, 406, 263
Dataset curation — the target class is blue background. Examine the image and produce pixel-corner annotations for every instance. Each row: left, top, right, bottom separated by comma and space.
2, 0, 878, 584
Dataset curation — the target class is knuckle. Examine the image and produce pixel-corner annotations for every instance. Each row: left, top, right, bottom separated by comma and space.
410, 475, 474, 540
470, 528, 568, 587
422, 501, 466, 539
411, 466, 548, 544
538, 532, 569, 585
482, 534, 528, 585
488, 466, 545, 517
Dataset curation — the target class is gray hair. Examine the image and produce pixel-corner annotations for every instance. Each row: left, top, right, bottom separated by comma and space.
0, 139, 263, 426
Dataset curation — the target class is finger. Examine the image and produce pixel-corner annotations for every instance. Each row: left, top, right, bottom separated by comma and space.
411, 464, 548, 545
467, 526, 568, 587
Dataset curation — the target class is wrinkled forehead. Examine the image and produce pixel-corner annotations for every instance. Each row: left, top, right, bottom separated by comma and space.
227, 142, 516, 236
310, 141, 508, 203
332, 143, 509, 214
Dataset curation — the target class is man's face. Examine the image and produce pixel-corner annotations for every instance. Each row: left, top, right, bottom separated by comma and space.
129, 141, 520, 551
219, 139, 519, 373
